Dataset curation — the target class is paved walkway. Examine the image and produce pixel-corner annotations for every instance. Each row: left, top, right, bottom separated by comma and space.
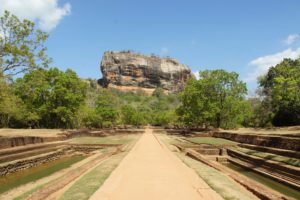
90, 128, 223, 200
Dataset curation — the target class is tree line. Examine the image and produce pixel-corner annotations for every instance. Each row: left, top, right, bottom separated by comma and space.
1, 11, 300, 129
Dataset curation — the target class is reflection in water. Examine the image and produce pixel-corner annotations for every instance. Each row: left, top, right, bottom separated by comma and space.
0, 155, 85, 194
224, 162, 300, 199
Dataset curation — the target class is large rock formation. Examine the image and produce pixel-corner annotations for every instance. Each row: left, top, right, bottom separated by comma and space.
99, 51, 194, 93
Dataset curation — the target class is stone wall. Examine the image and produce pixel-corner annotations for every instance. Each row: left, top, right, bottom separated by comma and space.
212, 132, 300, 151
0, 136, 66, 149
0, 149, 66, 176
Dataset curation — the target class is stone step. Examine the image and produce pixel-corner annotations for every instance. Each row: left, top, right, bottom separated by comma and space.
0, 144, 67, 163
228, 157, 300, 190
0, 149, 66, 176
0, 141, 67, 157
238, 143, 300, 159
227, 149, 300, 189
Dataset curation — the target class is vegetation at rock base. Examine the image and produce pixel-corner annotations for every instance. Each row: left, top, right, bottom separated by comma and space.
0, 11, 300, 129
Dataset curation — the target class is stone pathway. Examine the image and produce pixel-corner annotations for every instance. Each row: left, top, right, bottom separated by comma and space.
90, 128, 222, 200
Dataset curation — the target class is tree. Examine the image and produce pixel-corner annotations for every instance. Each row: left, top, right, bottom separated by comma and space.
151, 110, 176, 126
0, 74, 20, 127
14, 68, 87, 128
121, 105, 136, 125
177, 70, 247, 128
259, 58, 300, 126
0, 11, 50, 77
121, 105, 146, 126
95, 90, 119, 128
76, 106, 102, 128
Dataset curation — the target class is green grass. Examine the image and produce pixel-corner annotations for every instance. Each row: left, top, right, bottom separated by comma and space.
187, 137, 237, 145
236, 148, 300, 167
58, 152, 126, 200
69, 135, 135, 145
177, 153, 256, 200
14, 184, 45, 200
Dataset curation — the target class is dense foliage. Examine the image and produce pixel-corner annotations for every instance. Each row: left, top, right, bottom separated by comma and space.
13, 68, 86, 128
0, 74, 22, 127
177, 70, 249, 129
82, 87, 180, 128
258, 58, 300, 126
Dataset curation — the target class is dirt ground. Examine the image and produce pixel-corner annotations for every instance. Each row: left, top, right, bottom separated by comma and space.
0, 129, 67, 137
90, 128, 222, 200
221, 126, 300, 135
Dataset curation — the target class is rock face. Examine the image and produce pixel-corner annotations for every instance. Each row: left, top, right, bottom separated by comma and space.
99, 51, 194, 93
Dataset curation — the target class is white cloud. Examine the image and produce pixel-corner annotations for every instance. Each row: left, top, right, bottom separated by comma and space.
245, 47, 300, 82
283, 33, 300, 45
193, 71, 199, 80
160, 47, 169, 55
0, 0, 71, 31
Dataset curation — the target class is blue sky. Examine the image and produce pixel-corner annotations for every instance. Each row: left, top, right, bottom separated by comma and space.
1, 0, 300, 92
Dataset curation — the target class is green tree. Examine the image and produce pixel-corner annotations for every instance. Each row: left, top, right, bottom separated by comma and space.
177, 70, 247, 128
121, 105, 136, 125
0, 75, 19, 127
0, 11, 51, 127
259, 58, 300, 126
95, 90, 119, 128
121, 105, 145, 126
14, 68, 87, 128
151, 110, 176, 126
0, 11, 50, 76
76, 106, 102, 128
86, 87, 181, 128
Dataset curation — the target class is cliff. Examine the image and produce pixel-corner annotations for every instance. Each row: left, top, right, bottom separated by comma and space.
99, 51, 194, 93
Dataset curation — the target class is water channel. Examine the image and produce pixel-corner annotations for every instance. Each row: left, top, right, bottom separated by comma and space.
224, 162, 300, 199
0, 155, 85, 194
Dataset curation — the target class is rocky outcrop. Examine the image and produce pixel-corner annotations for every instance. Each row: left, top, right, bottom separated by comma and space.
99, 51, 194, 93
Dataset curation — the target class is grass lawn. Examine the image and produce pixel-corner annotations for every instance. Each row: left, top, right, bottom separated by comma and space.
187, 137, 237, 145
177, 153, 257, 200
236, 148, 300, 167
58, 151, 126, 200
69, 135, 136, 145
